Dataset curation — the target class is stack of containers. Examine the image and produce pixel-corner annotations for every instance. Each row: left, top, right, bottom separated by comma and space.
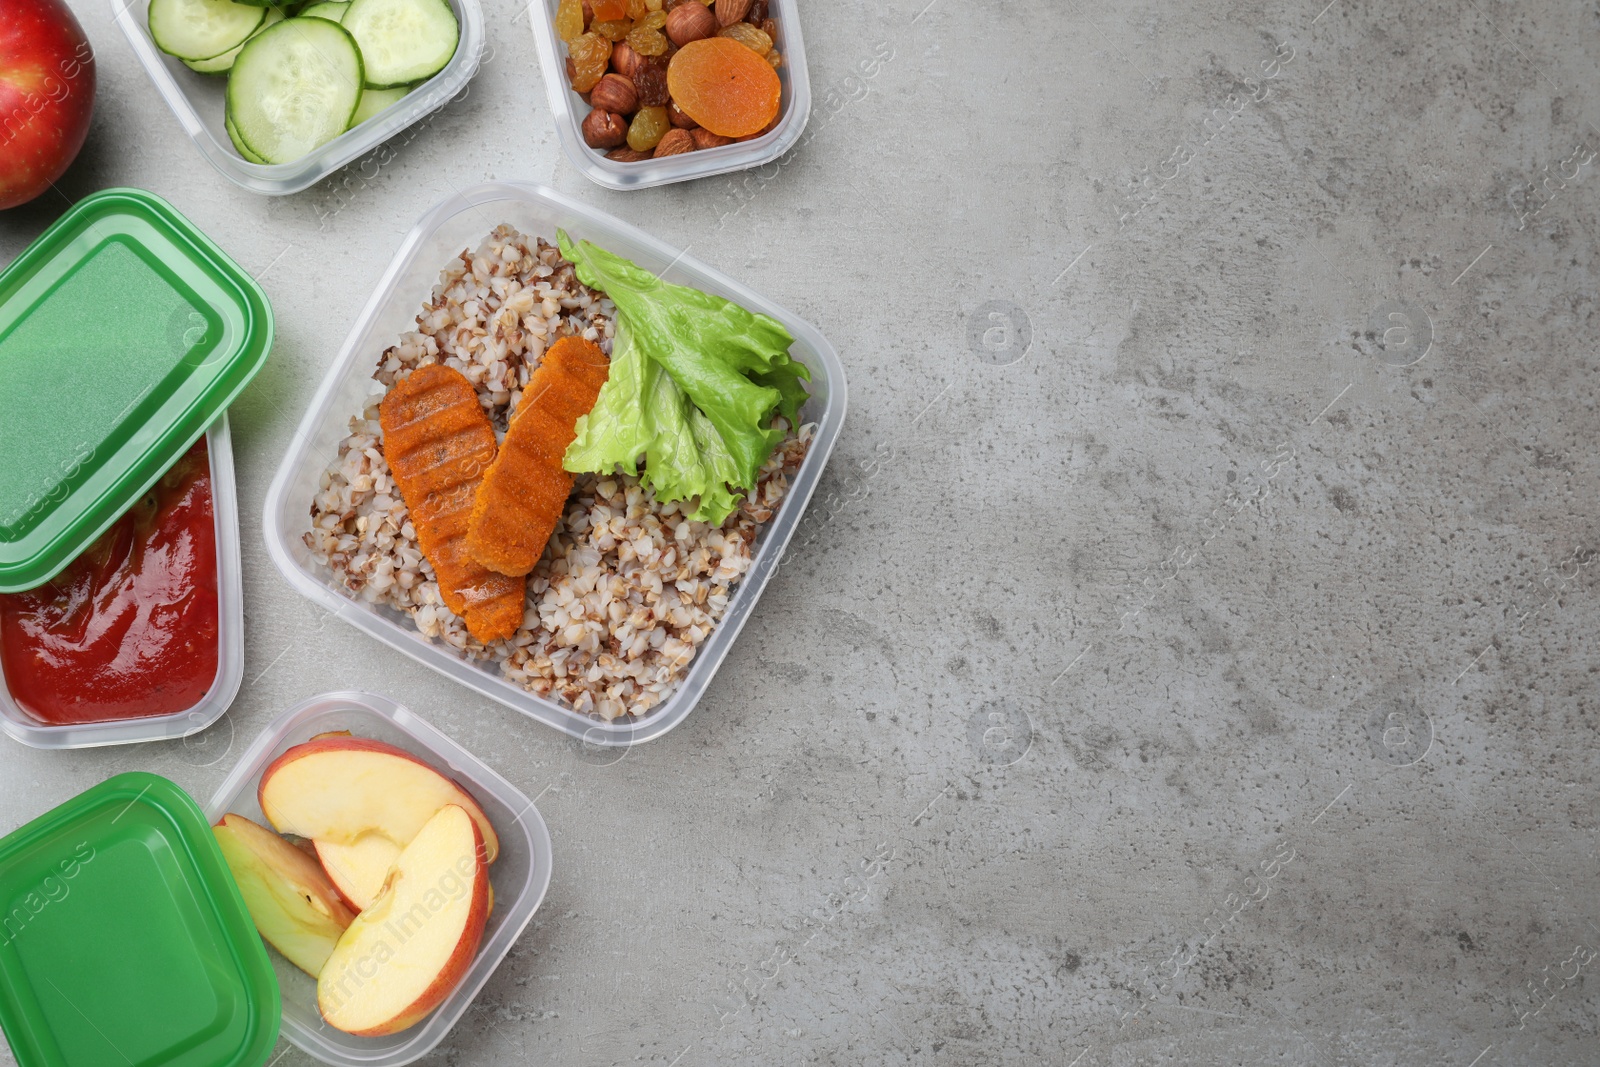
2, 4, 845, 1065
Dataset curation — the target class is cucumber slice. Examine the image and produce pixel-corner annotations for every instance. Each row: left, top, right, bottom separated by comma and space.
227, 17, 364, 164
342, 0, 458, 88
182, 4, 286, 72
148, 0, 264, 61
347, 84, 410, 127
299, 1, 349, 19
226, 114, 270, 162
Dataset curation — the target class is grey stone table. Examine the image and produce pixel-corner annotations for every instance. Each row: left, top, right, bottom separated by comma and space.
3, 0, 1599, 1063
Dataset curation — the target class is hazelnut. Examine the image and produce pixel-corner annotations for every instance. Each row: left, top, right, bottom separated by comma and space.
605, 146, 652, 161
665, 1, 715, 45
610, 40, 642, 78
714, 0, 750, 27
582, 109, 629, 148
590, 73, 638, 113
667, 100, 699, 129
691, 128, 733, 149
654, 128, 696, 156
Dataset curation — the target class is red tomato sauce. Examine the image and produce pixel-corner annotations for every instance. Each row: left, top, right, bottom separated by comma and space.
0, 440, 219, 725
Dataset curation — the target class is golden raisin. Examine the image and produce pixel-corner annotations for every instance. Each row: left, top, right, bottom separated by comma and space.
626, 21, 668, 55
591, 17, 632, 39
556, 0, 585, 41
626, 105, 670, 150
567, 32, 613, 92
716, 22, 770, 55
765, 48, 781, 68
626, 0, 646, 15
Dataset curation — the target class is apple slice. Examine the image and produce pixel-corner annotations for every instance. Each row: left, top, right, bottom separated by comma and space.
315, 833, 401, 913
258, 736, 499, 864
317, 804, 490, 1036
214, 813, 357, 978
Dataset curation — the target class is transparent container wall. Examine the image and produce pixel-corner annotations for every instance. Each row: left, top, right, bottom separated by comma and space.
528, 0, 811, 189
262, 182, 846, 746
0, 415, 245, 749
111, 0, 485, 196
205, 690, 553, 1067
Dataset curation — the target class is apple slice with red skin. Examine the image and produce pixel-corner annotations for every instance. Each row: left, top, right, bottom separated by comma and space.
258, 737, 500, 876
213, 813, 357, 978
316, 833, 400, 913
317, 804, 490, 1036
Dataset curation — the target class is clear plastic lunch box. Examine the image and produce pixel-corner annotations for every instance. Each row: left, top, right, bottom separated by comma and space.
261, 181, 846, 745
205, 690, 554, 1067
528, 0, 811, 190
111, 0, 486, 196
0, 414, 246, 750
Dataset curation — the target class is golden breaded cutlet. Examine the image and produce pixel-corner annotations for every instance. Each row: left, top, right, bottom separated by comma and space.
379, 363, 525, 642
467, 336, 611, 577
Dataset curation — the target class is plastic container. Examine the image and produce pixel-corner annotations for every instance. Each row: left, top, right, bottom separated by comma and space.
111, 0, 485, 196
261, 182, 846, 746
0, 415, 246, 749
529, 0, 811, 190
0, 188, 270, 593
0, 772, 281, 1067
205, 691, 553, 1067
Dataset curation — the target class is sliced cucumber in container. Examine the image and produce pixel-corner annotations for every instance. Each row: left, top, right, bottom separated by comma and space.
227, 17, 364, 164
182, 4, 285, 73
347, 83, 410, 127
226, 114, 269, 162
149, 0, 265, 61
298, 1, 350, 20
342, 0, 458, 89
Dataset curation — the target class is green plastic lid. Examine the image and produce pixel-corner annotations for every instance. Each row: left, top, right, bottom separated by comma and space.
0, 773, 281, 1067
0, 188, 272, 593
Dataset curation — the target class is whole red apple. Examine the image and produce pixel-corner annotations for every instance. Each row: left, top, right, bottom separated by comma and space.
0, 0, 96, 210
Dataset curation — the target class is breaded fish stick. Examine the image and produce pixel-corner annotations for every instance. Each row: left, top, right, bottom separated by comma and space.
379, 364, 524, 642
467, 336, 611, 576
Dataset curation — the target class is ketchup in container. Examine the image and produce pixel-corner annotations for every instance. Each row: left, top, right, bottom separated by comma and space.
0, 440, 219, 724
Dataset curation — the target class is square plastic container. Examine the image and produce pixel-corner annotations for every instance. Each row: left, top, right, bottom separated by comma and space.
0, 772, 281, 1067
261, 182, 846, 746
0, 414, 246, 749
111, 0, 486, 196
204, 690, 553, 1067
529, 0, 811, 189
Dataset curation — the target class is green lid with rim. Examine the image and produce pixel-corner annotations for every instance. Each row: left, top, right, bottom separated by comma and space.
0, 188, 272, 592
0, 772, 281, 1067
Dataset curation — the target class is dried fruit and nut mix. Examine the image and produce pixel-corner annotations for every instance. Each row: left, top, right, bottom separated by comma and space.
557, 0, 784, 161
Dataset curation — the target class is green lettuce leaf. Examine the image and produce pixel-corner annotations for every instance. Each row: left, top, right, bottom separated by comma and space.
558, 232, 809, 524
565, 322, 749, 524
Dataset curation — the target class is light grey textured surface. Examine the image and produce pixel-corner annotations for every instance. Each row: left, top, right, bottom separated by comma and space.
4, 0, 1600, 1063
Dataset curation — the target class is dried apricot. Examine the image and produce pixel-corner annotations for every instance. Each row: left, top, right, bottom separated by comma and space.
716, 22, 769, 55
567, 32, 613, 92
590, 0, 628, 18
627, 105, 670, 150
556, 0, 585, 41
666, 37, 781, 138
